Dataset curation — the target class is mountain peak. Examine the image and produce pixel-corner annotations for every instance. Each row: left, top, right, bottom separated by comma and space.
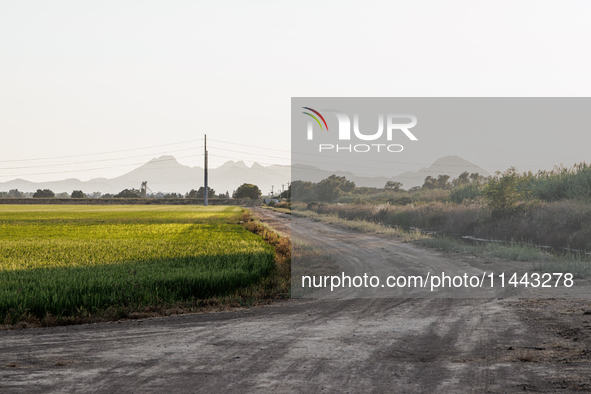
427, 155, 489, 176
219, 160, 248, 169
431, 155, 469, 165
148, 155, 179, 164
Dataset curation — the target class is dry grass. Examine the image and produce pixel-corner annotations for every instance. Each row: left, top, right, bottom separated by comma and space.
298, 200, 591, 252
263, 206, 291, 215
240, 210, 291, 299
292, 210, 427, 241
415, 237, 548, 261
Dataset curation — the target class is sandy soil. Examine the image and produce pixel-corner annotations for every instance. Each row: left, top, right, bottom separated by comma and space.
1, 208, 590, 393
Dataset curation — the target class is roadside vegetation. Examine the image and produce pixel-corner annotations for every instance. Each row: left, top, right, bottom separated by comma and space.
290, 163, 591, 276
0, 205, 289, 329
263, 201, 291, 215
292, 209, 426, 242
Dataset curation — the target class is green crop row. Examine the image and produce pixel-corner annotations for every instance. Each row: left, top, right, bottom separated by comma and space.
0, 205, 275, 319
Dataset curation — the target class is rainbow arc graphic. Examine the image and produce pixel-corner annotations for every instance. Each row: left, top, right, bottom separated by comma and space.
302, 107, 329, 131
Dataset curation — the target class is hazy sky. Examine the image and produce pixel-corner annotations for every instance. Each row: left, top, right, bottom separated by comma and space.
1, 1, 590, 182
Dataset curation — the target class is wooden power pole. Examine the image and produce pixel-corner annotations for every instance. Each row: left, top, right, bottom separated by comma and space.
204, 134, 208, 206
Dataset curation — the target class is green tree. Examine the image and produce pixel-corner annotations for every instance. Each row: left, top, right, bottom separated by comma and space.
233, 183, 262, 199
316, 175, 356, 202
162, 193, 182, 199
384, 181, 402, 191
458, 171, 470, 185
279, 184, 291, 199
197, 186, 215, 199
33, 189, 55, 198
483, 167, 531, 218
291, 181, 315, 201
7, 189, 24, 198
186, 187, 215, 199
422, 176, 437, 190
437, 174, 451, 189
115, 189, 140, 198
71, 190, 86, 198
470, 172, 487, 185
186, 189, 198, 198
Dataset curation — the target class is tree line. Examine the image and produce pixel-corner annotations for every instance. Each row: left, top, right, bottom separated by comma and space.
294, 162, 591, 219
0, 183, 265, 200
292, 171, 488, 203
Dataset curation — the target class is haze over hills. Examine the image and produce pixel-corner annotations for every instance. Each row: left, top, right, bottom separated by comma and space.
0, 156, 290, 196
293, 155, 490, 189
0, 155, 488, 195
394, 155, 490, 188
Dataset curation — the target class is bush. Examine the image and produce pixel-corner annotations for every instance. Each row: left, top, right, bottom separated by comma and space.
233, 183, 262, 199
7, 189, 24, 198
71, 190, 86, 199
33, 189, 55, 198
483, 168, 533, 218
449, 183, 483, 204
306, 202, 319, 211
527, 162, 591, 202
187, 187, 215, 199
387, 196, 412, 206
115, 189, 140, 198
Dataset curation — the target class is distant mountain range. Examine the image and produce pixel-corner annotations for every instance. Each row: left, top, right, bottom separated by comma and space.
0, 156, 290, 196
293, 155, 489, 189
0, 155, 488, 195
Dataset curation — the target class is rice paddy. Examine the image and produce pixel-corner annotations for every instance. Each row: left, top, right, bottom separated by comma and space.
0, 205, 275, 320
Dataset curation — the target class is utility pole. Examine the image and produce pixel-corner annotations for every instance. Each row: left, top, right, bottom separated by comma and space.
204, 134, 208, 206
271, 185, 274, 198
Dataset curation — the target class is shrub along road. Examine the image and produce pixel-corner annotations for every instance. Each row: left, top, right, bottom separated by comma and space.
1, 208, 590, 393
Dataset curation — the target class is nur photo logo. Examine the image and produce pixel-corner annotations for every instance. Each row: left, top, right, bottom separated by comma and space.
302, 107, 418, 153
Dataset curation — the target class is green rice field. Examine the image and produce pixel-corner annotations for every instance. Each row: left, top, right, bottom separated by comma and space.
0, 205, 275, 319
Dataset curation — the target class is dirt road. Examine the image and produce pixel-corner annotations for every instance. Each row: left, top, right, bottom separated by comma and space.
1, 208, 590, 393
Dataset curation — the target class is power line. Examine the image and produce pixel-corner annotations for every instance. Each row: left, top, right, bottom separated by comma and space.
209, 137, 559, 168
0, 147, 202, 170
0, 147, 575, 185
207, 154, 460, 179
0, 155, 202, 178
0, 134, 563, 169
0, 138, 203, 163
0, 136, 573, 181
209, 145, 496, 173
207, 145, 491, 174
